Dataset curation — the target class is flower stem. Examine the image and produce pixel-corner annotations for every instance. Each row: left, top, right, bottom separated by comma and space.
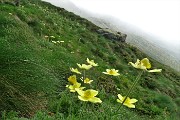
115, 70, 144, 115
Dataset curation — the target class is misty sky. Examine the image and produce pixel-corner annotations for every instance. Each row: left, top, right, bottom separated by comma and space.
43, 0, 180, 50
70, 0, 180, 48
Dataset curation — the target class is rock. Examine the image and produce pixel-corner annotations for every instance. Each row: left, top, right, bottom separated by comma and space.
97, 28, 127, 42
15, 0, 20, 6
1, 0, 20, 6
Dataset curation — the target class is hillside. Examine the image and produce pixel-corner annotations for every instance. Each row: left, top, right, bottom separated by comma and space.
81, 15, 180, 72
45, 0, 180, 72
0, 0, 180, 119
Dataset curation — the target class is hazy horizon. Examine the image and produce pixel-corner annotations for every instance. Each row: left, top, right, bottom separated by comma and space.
42, 0, 180, 58
70, 0, 180, 49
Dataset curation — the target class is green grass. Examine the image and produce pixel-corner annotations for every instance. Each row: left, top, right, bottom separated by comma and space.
0, 0, 180, 119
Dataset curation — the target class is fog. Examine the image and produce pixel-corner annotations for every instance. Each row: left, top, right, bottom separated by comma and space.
43, 0, 180, 54
42, 0, 180, 71
71, 0, 180, 50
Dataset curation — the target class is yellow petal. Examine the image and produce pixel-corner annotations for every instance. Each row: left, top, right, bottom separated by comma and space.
86, 58, 98, 66
139, 65, 147, 70
87, 89, 98, 97
78, 96, 88, 101
87, 58, 90, 62
106, 69, 110, 72
102, 72, 108, 74
70, 68, 81, 74
84, 64, 92, 70
128, 62, 138, 68
103, 69, 120, 76
117, 99, 122, 103
130, 99, 138, 103
70, 89, 76, 92
89, 97, 102, 103
68, 75, 77, 84
77, 63, 92, 70
124, 103, 135, 108
84, 78, 93, 84
117, 94, 124, 101
68, 85, 74, 89
80, 86, 85, 90
141, 58, 151, 69
148, 69, 162, 73
75, 87, 85, 92
76, 89, 85, 96
87, 80, 93, 84
77, 63, 81, 68
75, 83, 81, 88
112, 73, 120, 76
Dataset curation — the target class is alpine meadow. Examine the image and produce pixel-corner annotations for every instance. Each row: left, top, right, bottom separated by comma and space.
0, 0, 180, 120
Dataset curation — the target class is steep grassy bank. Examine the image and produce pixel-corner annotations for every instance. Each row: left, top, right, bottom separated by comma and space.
0, 0, 179, 119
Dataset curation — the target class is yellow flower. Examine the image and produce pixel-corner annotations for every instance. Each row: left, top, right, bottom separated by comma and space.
56, 41, 64, 43
117, 94, 138, 108
68, 75, 77, 84
50, 36, 55, 38
77, 63, 92, 70
129, 58, 162, 72
44, 35, 49, 38
84, 78, 93, 84
76, 89, 102, 103
129, 58, 151, 70
66, 82, 85, 92
102, 69, 120, 76
86, 58, 98, 66
148, 69, 162, 73
52, 41, 57, 44
70, 68, 81, 74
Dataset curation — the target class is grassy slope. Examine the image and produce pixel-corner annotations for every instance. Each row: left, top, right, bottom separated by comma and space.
0, 0, 179, 119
